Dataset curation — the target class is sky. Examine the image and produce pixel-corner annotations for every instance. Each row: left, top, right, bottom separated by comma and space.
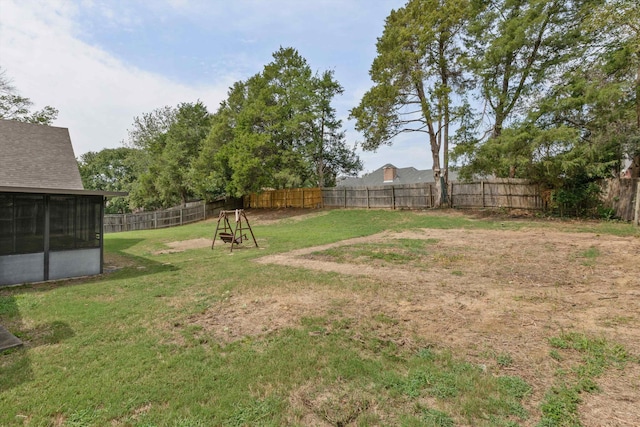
0, 0, 432, 175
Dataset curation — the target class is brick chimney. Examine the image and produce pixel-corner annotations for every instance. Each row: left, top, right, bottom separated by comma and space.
383, 165, 397, 182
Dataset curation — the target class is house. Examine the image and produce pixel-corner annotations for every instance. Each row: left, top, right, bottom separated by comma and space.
0, 119, 123, 286
337, 164, 458, 187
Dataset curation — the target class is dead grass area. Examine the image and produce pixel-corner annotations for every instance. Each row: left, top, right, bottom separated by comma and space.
103, 252, 140, 270
242, 207, 331, 225
288, 380, 376, 426
579, 362, 640, 427
190, 226, 640, 425
152, 237, 212, 254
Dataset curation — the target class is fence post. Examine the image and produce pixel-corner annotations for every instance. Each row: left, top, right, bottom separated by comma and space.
449, 181, 454, 208
344, 187, 347, 208
154, 212, 157, 229
481, 181, 485, 208
366, 187, 370, 209
392, 186, 396, 210
180, 208, 183, 226
123, 214, 127, 232
203, 202, 207, 220
634, 180, 640, 226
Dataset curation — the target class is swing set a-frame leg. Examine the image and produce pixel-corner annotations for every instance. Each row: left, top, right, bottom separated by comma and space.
212, 209, 258, 253
240, 211, 258, 248
211, 210, 233, 249
211, 211, 224, 249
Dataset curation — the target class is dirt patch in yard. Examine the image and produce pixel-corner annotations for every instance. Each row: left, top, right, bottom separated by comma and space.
153, 238, 212, 254
103, 252, 139, 269
190, 226, 640, 426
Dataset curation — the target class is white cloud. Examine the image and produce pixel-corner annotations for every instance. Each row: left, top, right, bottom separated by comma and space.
0, 0, 430, 173
0, 0, 231, 155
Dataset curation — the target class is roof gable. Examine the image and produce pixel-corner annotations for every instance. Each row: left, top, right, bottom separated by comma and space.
0, 120, 84, 190
338, 164, 458, 187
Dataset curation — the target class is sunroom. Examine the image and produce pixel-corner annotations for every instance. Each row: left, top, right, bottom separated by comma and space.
0, 119, 122, 286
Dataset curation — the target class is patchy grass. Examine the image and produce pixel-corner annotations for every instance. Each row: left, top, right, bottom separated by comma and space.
539, 333, 634, 427
577, 247, 601, 266
381, 347, 531, 425
1, 208, 638, 426
307, 238, 439, 268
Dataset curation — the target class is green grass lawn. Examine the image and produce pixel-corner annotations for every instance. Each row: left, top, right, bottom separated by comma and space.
1, 209, 638, 426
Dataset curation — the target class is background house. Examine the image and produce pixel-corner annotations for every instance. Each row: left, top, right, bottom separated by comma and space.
0, 119, 122, 286
337, 164, 458, 187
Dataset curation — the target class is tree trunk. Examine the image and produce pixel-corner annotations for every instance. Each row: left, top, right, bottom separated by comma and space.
437, 34, 451, 202
318, 115, 325, 187
431, 133, 443, 207
443, 90, 450, 201
444, 106, 449, 184
414, 79, 442, 207
633, 56, 640, 179
636, 57, 639, 130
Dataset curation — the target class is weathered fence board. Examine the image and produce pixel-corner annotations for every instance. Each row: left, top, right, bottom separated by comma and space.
322, 180, 542, 211
635, 184, 640, 226
451, 180, 544, 210
600, 178, 640, 222
244, 188, 323, 209
393, 183, 437, 208
104, 197, 242, 233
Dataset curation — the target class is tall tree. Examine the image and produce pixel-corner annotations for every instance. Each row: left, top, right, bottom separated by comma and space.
193, 47, 361, 197
156, 101, 211, 206
0, 67, 58, 125
78, 147, 138, 213
126, 102, 210, 209
524, 0, 640, 182
126, 106, 177, 209
305, 70, 362, 187
259, 47, 315, 188
189, 93, 239, 201
350, 0, 471, 206
126, 105, 176, 153
589, 0, 640, 177
460, 0, 601, 178
450, 0, 636, 215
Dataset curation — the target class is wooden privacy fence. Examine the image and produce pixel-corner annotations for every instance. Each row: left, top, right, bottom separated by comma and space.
243, 188, 323, 209
451, 180, 544, 209
246, 180, 544, 211
600, 178, 640, 224
322, 180, 544, 210
104, 197, 243, 233
323, 184, 439, 209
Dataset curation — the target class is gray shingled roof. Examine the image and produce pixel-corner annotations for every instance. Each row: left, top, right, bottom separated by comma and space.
337, 164, 458, 187
0, 119, 84, 190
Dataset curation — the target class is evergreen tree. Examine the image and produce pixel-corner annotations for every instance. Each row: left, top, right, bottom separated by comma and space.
193, 47, 361, 197
350, 0, 472, 206
456, 0, 602, 178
